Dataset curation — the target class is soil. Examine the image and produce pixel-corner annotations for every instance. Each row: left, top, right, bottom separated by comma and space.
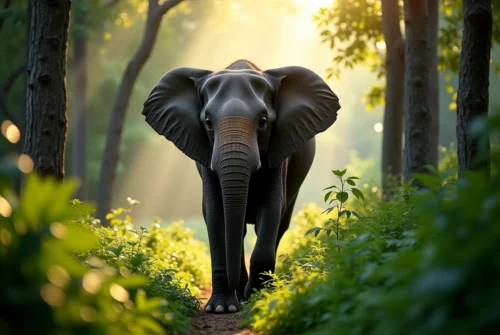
187, 286, 258, 335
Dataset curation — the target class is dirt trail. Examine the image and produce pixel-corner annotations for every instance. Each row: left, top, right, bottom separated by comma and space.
187, 287, 258, 335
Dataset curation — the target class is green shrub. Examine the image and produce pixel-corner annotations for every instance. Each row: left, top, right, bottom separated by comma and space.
0, 173, 210, 335
242, 173, 417, 334
243, 138, 500, 335
81, 201, 211, 296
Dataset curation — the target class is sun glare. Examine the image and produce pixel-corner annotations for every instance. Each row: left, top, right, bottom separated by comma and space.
293, 0, 333, 11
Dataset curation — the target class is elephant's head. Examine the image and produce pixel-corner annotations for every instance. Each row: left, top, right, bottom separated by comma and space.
142, 65, 340, 289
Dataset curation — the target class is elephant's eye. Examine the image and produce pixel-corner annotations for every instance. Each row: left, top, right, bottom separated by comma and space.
205, 117, 213, 130
258, 116, 267, 128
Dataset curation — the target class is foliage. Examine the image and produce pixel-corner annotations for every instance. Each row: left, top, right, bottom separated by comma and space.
305, 169, 364, 251
242, 135, 500, 335
314, 0, 500, 110
84, 199, 211, 296
0, 171, 210, 335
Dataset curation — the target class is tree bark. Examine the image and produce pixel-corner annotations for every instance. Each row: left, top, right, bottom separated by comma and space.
381, 0, 405, 197
71, 12, 88, 200
456, 0, 492, 177
428, 0, 439, 169
96, 0, 184, 222
403, 0, 431, 184
23, 0, 71, 180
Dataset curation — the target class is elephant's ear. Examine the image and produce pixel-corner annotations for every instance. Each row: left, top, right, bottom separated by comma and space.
264, 66, 340, 168
142, 67, 213, 167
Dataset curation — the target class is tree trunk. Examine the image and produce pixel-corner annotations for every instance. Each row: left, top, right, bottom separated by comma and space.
381, 0, 405, 197
71, 12, 88, 200
23, 0, 72, 180
428, 0, 439, 169
403, 0, 431, 184
96, 0, 184, 222
456, 0, 492, 177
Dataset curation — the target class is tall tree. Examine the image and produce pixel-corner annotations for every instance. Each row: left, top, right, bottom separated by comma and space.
380, 0, 405, 194
71, 9, 88, 199
96, 0, 185, 221
315, 0, 500, 194
23, 0, 72, 179
70, 0, 120, 200
403, 0, 431, 182
428, 0, 439, 168
456, 0, 492, 176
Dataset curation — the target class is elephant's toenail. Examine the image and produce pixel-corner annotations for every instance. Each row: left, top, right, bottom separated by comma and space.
205, 305, 212, 312
215, 305, 224, 313
228, 305, 237, 312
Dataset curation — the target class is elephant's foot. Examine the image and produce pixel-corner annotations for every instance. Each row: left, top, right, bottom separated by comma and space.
205, 292, 239, 313
244, 278, 262, 301
205, 273, 239, 313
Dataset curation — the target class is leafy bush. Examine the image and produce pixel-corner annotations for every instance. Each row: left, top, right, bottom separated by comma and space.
0, 173, 210, 335
81, 201, 211, 296
243, 149, 500, 334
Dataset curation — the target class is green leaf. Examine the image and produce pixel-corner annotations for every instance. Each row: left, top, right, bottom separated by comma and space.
339, 210, 346, 217
323, 185, 339, 191
346, 210, 351, 219
59, 224, 98, 251
135, 316, 165, 334
346, 179, 356, 186
322, 207, 335, 215
332, 169, 347, 177
351, 188, 365, 201
114, 275, 148, 288
324, 191, 333, 203
352, 211, 360, 219
108, 244, 124, 257
336, 192, 348, 202
130, 253, 149, 267
324, 218, 335, 226
414, 173, 441, 189
347, 176, 360, 180
268, 299, 278, 312
305, 227, 321, 237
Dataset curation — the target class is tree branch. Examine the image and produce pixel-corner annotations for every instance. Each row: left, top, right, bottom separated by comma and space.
0, 97, 19, 126
0, 0, 13, 32
381, 0, 404, 47
0, 65, 26, 128
157, 0, 185, 16
1, 65, 26, 95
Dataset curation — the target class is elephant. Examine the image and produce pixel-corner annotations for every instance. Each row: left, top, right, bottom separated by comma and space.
142, 59, 340, 314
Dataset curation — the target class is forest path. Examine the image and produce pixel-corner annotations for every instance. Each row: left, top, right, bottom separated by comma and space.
187, 286, 258, 335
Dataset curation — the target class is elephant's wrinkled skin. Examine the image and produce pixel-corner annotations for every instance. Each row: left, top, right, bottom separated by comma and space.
142, 59, 340, 313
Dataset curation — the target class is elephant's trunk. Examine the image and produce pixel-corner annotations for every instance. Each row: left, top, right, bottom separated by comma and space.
213, 116, 260, 289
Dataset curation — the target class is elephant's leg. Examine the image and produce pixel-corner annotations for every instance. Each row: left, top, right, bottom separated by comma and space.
275, 194, 298, 253
201, 169, 239, 314
237, 238, 249, 302
245, 179, 283, 299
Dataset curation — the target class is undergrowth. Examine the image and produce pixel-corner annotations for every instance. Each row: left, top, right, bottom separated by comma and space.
242, 134, 500, 334
0, 174, 211, 335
